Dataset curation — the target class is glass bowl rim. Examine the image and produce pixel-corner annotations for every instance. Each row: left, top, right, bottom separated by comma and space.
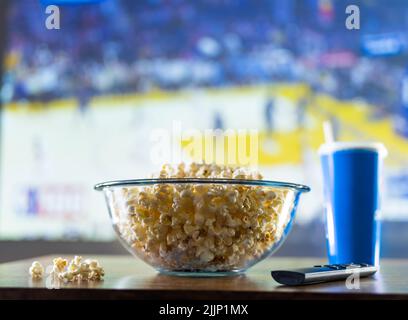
94, 178, 310, 193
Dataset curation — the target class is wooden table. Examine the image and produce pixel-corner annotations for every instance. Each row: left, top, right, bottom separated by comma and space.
0, 255, 407, 300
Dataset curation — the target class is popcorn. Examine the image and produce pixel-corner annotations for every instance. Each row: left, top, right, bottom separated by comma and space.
73, 255, 82, 266
80, 259, 105, 281
89, 268, 105, 281
67, 261, 80, 276
78, 263, 91, 281
111, 163, 294, 271
58, 257, 104, 282
29, 261, 44, 279
52, 257, 68, 273
58, 271, 75, 283
29, 256, 105, 283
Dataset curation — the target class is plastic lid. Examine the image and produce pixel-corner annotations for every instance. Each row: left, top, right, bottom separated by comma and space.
318, 142, 388, 157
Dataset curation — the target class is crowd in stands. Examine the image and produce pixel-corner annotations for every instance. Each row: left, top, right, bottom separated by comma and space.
1, 0, 406, 114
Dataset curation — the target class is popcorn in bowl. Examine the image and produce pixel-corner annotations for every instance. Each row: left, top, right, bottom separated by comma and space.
95, 163, 310, 276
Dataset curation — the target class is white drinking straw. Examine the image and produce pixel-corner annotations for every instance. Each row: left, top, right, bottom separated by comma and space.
323, 120, 335, 144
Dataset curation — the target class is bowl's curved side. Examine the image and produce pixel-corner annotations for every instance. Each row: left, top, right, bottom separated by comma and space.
236, 190, 302, 271
100, 183, 306, 276
103, 188, 163, 269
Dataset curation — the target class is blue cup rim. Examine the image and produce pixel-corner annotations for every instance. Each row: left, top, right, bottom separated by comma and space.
318, 142, 387, 157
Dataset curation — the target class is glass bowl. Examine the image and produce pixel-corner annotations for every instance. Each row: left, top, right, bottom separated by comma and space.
95, 178, 310, 276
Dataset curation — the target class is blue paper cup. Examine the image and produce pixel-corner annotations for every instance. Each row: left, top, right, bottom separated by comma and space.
319, 142, 387, 266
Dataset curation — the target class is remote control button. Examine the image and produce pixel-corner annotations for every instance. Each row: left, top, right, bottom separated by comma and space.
323, 265, 341, 270
357, 263, 369, 267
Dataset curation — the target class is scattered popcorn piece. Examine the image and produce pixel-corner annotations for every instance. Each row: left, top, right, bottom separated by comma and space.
58, 271, 75, 283
52, 257, 68, 273
87, 259, 105, 281
30, 256, 105, 283
73, 256, 82, 266
78, 263, 91, 281
110, 163, 294, 272
29, 261, 44, 279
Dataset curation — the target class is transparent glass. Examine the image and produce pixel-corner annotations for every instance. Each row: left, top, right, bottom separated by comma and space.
95, 178, 310, 276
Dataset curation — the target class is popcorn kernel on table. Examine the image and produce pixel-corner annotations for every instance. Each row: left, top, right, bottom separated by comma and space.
112, 163, 294, 271
29, 256, 105, 282
29, 261, 44, 279
52, 257, 68, 273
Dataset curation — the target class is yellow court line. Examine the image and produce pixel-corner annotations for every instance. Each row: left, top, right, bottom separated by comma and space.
2, 83, 309, 113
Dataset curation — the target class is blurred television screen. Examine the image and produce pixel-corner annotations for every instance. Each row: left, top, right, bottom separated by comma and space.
1, 0, 408, 249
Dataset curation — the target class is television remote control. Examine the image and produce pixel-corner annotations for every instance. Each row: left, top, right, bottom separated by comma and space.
271, 263, 377, 286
